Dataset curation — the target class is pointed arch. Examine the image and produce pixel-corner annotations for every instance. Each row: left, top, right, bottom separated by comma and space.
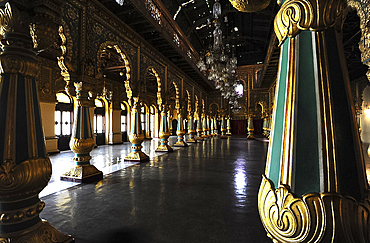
145, 67, 162, 107
172, 81, 180, 110
185, 89, 191, 113
96, 41, 132, 101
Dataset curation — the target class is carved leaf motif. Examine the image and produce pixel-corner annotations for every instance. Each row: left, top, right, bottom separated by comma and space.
274, 0, 314, 44
258, 175, 324, 242
0, 160, 16, 188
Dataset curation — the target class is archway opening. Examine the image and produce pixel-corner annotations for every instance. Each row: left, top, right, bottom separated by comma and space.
55, 92, 73, 151
94, 98, 106, 146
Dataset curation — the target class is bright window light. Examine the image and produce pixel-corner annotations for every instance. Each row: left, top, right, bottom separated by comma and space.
235, 84, 243, 96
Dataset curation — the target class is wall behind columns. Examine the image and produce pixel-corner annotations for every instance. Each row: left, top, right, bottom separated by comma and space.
40, 102, 59, 153
361, 86, 370, 143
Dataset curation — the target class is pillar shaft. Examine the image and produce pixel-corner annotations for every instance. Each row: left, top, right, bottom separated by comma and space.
210, 117, 215, 136
187, 113, 197, 143
0, 2, 73, 241
247, 116, 255, 139
61, 83, 103, 182
156, 106, 173, 152
202, 115, 208, 138
124, 97, 149, 162
220, 116, 228, 139
196, 115, 204, 141
258, 0, 370, 242
226, 117, 232, 135
174, 111, 188, 147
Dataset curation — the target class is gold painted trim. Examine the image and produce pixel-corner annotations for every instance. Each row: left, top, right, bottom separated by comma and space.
259, 174, 370, 242
274, 0, 347, 45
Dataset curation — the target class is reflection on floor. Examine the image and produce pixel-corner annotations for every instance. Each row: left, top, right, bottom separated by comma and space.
41, 135, 271, 242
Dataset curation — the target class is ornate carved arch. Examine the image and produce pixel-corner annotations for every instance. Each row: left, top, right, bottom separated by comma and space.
96, 41, 132, 101
171, 81, 180, 110
185, 89, 191, 112
145, 67, 162, 108
209, 102, 220, 116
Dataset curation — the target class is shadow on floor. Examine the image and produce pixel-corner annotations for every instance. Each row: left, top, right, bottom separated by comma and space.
94, 228, 152, 243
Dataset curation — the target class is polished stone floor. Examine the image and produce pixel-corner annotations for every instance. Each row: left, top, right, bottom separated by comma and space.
40, 135, 271, 242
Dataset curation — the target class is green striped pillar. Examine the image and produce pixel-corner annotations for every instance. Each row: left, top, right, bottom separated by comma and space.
0, 2, 73, 241
202, 115, 208, 139
210, 116, 215, 136
196, 114, 204, 141
220, 116, 227, 139
155, 105, 173, 152
187, 112, 197, 143
258, 0, 370, 242
226, 117, 232, 135
247, 116, 255, 139
124, 97, 149, 162
174, 110, 188, 147
61, 83, 103, 182
213, 117, 219, 136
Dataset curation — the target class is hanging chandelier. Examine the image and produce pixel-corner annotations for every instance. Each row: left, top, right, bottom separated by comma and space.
196, 0, 241, 111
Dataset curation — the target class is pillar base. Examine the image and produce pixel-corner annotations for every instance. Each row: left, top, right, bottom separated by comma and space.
247, 134, 255, 139
187, 138, 197, 143
0, 220, 74, 242
226, 132, 232, 136
220, 135, 228, 139
259, 175, 370, 243
196, 136, 204, 141
124, 151, 150, 162
61, 164, 103, 183
155, 144, 174, 152
174, 141, 188, 147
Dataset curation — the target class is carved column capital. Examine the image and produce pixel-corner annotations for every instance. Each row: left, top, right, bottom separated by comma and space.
274, 0, 347, 45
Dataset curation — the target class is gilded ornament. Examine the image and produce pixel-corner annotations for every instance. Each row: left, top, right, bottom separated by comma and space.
129, 133, 145, 144
0, 221, 73, 242
274, 0, 347, 45
0, 158, 52, 200
0, 3, 11, 39
0, 56, 38, 76
259, 175, 370, 242
69, 137, 95, 154
229, 0, 270, 12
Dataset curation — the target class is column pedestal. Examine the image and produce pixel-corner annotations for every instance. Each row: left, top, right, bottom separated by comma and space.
125, 98, 149, 162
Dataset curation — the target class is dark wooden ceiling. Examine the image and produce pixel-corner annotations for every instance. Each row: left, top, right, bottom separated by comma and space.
97, 0, 367, 92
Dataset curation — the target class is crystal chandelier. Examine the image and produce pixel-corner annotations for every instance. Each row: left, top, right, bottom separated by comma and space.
196, 0, 241, 111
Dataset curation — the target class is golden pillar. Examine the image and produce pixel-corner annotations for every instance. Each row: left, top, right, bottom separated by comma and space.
174, 109, 188, 147
226, 116, 232, 136
187, 112, 197, 143
210, 116, 215, 136
0, 2, 73, 241
213, 117, 219, 136
61, 83, 103, 182
202, 115, 209, 139
220, 116, 228, 139
258, 0, 370, 241
156, 105, 173, 152
247, 116, 255, 139
124, 97, 149, 162
196, 115, 204, 141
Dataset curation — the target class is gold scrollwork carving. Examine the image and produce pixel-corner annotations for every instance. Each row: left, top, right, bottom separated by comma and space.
0, 55, 38, 76
274, 0, 347, 45
0, 3, 12, 39
259, 175, 370, 242
129, 133, 144, 145
0, 220, 73, 242
0, 158, 51, 200
229, 0, 271, 13
69, 137, 95, 155
0, 201, 45, 225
